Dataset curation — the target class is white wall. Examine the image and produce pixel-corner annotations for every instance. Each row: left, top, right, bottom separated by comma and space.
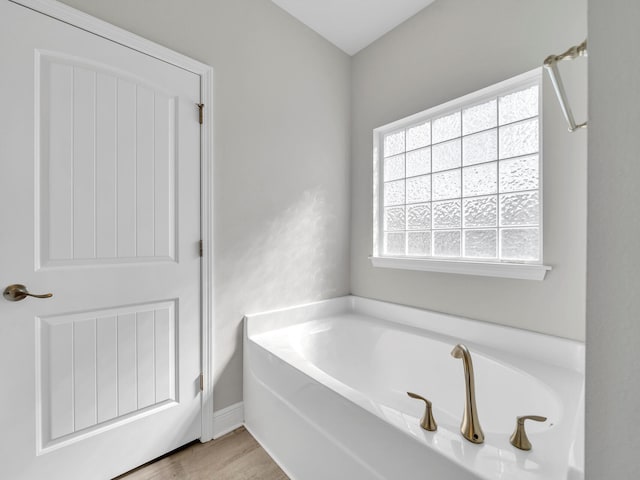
587, 1, 640, 477
57, 0, 352, 411
351, 0, 587, 340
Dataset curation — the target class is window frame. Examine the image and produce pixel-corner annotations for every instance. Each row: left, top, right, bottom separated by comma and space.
371, 68, 551, 281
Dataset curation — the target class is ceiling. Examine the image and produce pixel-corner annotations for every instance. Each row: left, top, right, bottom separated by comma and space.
271, 0, 436, 56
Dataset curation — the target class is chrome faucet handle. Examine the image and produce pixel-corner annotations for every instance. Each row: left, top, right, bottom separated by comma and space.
510, 415, 547, 450
407, 392, 437, 431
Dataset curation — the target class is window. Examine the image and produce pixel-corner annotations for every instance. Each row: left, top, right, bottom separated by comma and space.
372, 69, 550, 280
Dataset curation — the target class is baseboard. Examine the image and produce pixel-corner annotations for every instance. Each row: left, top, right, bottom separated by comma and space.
212, 402, 244, 439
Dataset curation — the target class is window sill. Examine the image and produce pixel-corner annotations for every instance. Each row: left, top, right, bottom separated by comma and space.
370, 256, 551, 281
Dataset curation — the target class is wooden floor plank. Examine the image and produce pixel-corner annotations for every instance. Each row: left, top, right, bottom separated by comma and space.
115, 428, 288, 480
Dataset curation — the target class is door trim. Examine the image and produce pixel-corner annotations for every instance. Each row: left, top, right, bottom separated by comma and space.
11, 0, 216, 442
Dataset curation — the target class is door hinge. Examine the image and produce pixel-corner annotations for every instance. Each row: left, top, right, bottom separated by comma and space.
199, 239, 203, 257
199, 373, 204, 392
197, 103, 204, 124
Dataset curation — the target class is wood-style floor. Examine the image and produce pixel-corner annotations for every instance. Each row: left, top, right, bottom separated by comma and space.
115, 427, 288, 480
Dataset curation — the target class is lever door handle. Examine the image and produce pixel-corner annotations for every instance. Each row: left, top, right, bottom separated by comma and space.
3, 284, 53, 302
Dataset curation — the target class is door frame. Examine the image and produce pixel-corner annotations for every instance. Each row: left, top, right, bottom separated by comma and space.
10, 0, 216, 442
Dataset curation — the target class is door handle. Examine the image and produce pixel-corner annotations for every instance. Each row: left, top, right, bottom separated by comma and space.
3, 284, 53, 302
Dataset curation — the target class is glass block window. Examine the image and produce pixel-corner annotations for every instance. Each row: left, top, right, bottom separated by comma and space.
375, 70, 542, 263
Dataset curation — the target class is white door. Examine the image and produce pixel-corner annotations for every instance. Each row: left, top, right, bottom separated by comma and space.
0, 2, 202, 479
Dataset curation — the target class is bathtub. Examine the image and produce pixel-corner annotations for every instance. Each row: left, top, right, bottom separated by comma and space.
243, 296, 584, 480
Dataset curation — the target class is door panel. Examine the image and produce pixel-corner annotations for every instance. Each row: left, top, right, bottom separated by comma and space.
39, 301, 177, 450
0, 1, 202, 478
39, 52, 178, 266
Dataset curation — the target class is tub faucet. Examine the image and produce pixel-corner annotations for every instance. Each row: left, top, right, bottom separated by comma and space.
451, 344, 485, 444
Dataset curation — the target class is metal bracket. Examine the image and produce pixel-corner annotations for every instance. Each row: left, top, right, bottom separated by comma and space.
197, 103, 204, 125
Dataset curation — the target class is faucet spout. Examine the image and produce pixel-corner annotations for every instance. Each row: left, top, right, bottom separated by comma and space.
451, 344, 484, 444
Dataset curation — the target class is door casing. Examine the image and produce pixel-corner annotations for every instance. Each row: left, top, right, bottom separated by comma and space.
10, 0, 216, 442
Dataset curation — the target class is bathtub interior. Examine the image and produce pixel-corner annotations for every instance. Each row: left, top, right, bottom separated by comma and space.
254, 315, 581, 430
285, 314, 572, 435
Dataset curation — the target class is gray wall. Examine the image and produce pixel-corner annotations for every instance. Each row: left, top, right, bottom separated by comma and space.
58, 0, 351, 411
351, 0, 588, 340
587, 1, 640, 477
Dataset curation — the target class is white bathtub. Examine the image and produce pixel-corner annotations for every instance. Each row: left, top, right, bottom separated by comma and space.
243, 296, 584, 480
